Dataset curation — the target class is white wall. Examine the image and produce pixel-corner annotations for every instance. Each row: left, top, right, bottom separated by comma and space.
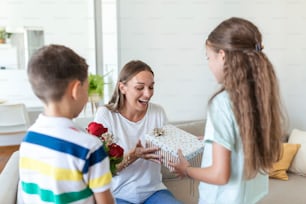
117, 0, 306, 131
0, 0, 95, 71
0, 0, 118, 104
0, 0, 96, 116
1, 1, 306, 132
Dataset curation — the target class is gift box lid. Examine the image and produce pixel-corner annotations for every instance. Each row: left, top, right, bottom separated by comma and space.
145, 124, 204, 159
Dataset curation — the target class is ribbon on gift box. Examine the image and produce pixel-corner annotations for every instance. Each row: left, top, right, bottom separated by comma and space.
153, 128, 165, 137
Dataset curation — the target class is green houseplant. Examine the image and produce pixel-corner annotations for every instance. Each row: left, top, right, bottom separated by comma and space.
86, 71, 112, 115
88, 73, 104, 100
0, 28, 6, 44
0, 28, 12, 44
88, 73, 105, 114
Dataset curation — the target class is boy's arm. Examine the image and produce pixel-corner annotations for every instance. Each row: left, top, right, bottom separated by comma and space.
94, 189, 115, 204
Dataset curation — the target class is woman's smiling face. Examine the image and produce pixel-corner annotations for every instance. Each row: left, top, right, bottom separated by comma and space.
119, 70, 154, 113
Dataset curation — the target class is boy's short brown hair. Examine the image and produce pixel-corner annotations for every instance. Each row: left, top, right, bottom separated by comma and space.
27, 44, 88, 104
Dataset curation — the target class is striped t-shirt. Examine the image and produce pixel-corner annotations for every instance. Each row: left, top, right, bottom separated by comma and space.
19, 114, 112, 204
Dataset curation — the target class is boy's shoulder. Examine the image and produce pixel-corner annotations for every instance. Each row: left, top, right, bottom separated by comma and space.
29, 115, 101, 148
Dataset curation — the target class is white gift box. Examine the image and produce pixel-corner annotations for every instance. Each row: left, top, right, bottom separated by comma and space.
145, 124, 204, 171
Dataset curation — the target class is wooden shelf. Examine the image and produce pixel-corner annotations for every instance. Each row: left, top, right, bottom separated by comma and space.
0, 145, 19, 173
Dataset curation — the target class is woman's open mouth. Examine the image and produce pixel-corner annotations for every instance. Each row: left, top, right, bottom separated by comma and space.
138, 99, 149, 105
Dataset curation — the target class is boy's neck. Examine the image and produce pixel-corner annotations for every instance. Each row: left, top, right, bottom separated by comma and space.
44, 101, 75, 119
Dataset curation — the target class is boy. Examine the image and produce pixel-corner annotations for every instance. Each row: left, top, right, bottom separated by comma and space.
19, 44, 114, 204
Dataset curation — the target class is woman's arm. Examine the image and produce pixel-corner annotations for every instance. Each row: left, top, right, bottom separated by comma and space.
94, 189, 115, 204
115, 140, 162, 172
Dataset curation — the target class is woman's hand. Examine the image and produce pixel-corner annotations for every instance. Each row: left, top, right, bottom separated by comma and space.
168, 149, 191, 178
133, 140, 162, 163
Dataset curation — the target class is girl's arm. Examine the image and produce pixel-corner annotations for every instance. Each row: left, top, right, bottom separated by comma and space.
169, 142, 231, 185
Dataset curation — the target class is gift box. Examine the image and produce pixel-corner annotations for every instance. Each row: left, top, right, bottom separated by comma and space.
145, 124, 204, 171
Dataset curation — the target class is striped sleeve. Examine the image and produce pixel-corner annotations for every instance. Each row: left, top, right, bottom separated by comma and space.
85, 145, 112, 192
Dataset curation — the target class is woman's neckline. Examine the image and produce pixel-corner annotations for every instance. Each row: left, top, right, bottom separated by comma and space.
118, 104, 150, 123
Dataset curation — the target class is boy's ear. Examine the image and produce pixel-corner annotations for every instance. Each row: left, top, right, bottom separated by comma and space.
70, 80, 81, 99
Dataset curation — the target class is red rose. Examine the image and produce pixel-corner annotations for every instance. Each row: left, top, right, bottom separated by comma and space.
108, 143, 124, 159
87, 122, 108, 137
86, 121, 124, 176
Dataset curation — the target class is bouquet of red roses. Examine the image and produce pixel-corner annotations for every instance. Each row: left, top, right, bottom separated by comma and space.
87, 122, 124, 176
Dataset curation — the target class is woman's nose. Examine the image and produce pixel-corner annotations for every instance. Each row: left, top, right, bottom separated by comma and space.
143, 87, 153, 97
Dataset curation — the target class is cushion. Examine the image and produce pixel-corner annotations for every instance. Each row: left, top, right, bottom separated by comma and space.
269, 143, 300, 180
172, 120, 205, 136
288, 129, 306, 176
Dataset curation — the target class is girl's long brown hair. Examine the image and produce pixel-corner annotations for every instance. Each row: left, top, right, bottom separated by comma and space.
207, 17, 285, 179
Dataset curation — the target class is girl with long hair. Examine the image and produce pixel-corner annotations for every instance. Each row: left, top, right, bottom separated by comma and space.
169, 17, 285, 204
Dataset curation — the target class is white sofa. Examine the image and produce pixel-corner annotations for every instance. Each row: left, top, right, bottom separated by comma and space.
1, 120, 306, 204
0, 150, 19, 204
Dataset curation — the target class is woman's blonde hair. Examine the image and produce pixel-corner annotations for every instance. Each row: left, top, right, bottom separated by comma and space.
105, 60, 154, 112
207, 17, 285, 179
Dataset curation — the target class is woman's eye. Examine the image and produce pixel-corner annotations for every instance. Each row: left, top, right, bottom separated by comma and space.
136, 87, 144, 91
149, 86, 154, 90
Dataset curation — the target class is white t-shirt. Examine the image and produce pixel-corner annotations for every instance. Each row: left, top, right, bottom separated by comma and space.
199, 91, 268, 204
94, 103, 167, 203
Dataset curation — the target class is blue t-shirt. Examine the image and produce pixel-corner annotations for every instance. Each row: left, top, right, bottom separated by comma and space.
199, 91, 268, 204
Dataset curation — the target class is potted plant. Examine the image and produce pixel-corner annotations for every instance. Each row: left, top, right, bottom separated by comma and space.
5, 32, 12, 44
88, 73, 104, 102
88, 73, 105, 114
0, 27, 6, 44
0, 28, 12, 44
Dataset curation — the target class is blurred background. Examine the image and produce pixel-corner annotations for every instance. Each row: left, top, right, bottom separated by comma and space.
1, 0, 306, 132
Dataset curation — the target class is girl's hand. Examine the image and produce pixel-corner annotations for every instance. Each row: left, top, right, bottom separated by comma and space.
133, 140, 162, 163
197, 135, 204, 141
168, 149, 191, 178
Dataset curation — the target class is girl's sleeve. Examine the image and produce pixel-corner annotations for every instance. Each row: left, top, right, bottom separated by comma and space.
205, 93, 237, 151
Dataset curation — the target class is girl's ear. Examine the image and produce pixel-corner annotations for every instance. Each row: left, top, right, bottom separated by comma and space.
218, 49, 226, 61
119, 82, 126, 94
